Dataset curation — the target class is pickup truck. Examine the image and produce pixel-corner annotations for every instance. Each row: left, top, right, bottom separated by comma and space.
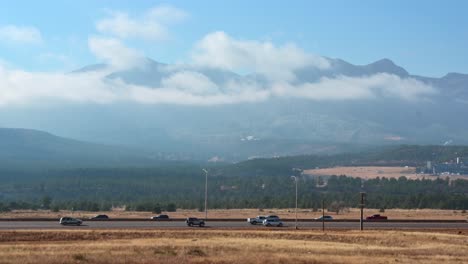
247, 216, 266, 225
366, 214, 388, 221
186, 217, 205, 227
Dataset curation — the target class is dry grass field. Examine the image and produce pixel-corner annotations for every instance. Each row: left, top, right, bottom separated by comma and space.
304, 166, 468, 181
0, 229, 467, 263
1, 208, 467, 220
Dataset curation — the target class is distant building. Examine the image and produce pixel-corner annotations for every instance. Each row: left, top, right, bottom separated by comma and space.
426, 161, 432, 170
423, 158, 467, 175
433, 161, 468, 175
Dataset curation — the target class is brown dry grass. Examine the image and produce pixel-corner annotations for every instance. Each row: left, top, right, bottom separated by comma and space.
0, 229, 467, 263
0, 208, 468, 220
2, 208, 467, 220
304, 166, 468, 181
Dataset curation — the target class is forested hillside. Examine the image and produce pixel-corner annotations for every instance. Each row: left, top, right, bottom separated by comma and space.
1, 145, 467, 212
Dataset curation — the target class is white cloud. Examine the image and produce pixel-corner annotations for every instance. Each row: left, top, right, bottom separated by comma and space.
128, 84, 271, 105
0, 26, 437, 107
161, 71, 220, 95
0, 60, 436, 107
191, 31, 330, 82
0, 65, 123, 106
271, 73, 437, 101
96, 5, 187, 41
0, 25, 43, 44
88, 36, 146, 70
146, 5, 188, 24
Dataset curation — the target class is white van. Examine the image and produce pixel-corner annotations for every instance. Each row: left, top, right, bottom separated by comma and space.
59, 217, 83, 226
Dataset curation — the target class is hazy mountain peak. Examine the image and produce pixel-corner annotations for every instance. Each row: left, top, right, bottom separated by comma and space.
372, 58, 395, 65
365, 58, 409, 77
0, 127, 159, 168
442, 72, 468, 79
71, 63, 108, 73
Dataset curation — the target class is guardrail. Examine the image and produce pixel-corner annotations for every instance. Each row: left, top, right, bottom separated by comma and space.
0, 218, 466, 223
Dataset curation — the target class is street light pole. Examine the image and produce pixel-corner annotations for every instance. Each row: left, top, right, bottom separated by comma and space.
291, 168, 302, 230
291, 176, 298, 229
202, 169, 208, 220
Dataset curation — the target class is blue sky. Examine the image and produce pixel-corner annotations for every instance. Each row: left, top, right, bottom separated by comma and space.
0, 0, 467, 77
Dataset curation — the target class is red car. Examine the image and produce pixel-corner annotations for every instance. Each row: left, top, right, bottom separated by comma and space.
366, 214, 388, 221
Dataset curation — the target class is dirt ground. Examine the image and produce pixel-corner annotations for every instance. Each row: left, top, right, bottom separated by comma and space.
0, 229, 467, 263
304, 166, 468, 181
1, 208, 467, 220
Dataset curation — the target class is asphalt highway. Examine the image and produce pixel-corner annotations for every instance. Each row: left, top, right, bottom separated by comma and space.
0, 221, 467, 230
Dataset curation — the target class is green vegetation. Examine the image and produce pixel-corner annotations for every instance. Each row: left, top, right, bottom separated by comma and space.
0, 145, 467, 211
0, 170, 467, 211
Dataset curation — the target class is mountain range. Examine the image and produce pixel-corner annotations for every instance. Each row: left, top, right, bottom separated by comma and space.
1, 57, 467, 161
0, 128, 161, 169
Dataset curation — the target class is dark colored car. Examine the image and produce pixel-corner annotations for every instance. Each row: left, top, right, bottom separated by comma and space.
186, 217, 205, 227
263, 218, 283, 227
151, 214, 170, 220
90, 214, 109, 220
366, 214, 388, 221
265, 215, 280, 220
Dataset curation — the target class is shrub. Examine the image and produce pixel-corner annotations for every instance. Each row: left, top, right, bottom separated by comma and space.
186, 247, 206, 257
152, 205, 162, 214
52, 205, 60, 212
166, 203, 177, 212
72, 254, 86, 261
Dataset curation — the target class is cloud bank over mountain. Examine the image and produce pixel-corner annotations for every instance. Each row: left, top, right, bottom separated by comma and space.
191, 31, 330, 82
0, 5, 441, 107
0, 58, 437, 106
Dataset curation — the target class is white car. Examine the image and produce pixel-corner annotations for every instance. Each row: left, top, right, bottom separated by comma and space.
59, 217, 82, 226
314, 215, 333, 221
263, 218, 283, 227
247, 216, 266, 225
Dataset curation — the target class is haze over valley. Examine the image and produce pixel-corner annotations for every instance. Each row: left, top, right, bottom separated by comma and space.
2, 2, 468, 162
2, 55, 468, 161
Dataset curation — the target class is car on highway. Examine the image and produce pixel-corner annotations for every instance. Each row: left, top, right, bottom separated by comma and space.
247, 215, 266, 225
262, 218, 283, 227
265, 215, 280, 220
186, 217, 205, 227
59, 217, 82, 226
366, 214, 388, 221
314, 215, 334, 221
151, 214, 170, 221
90, 214, 109, 220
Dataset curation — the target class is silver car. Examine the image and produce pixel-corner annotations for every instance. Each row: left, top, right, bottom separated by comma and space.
59, 217, 82, 226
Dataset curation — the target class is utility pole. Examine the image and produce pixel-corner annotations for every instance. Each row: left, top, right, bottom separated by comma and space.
321, 199, 325, 232
202, 169, 208, 220
295, 177, 298, 229
360, 192, 366, 231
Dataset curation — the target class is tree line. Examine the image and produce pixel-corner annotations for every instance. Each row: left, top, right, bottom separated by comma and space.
0, 169, 467, 212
